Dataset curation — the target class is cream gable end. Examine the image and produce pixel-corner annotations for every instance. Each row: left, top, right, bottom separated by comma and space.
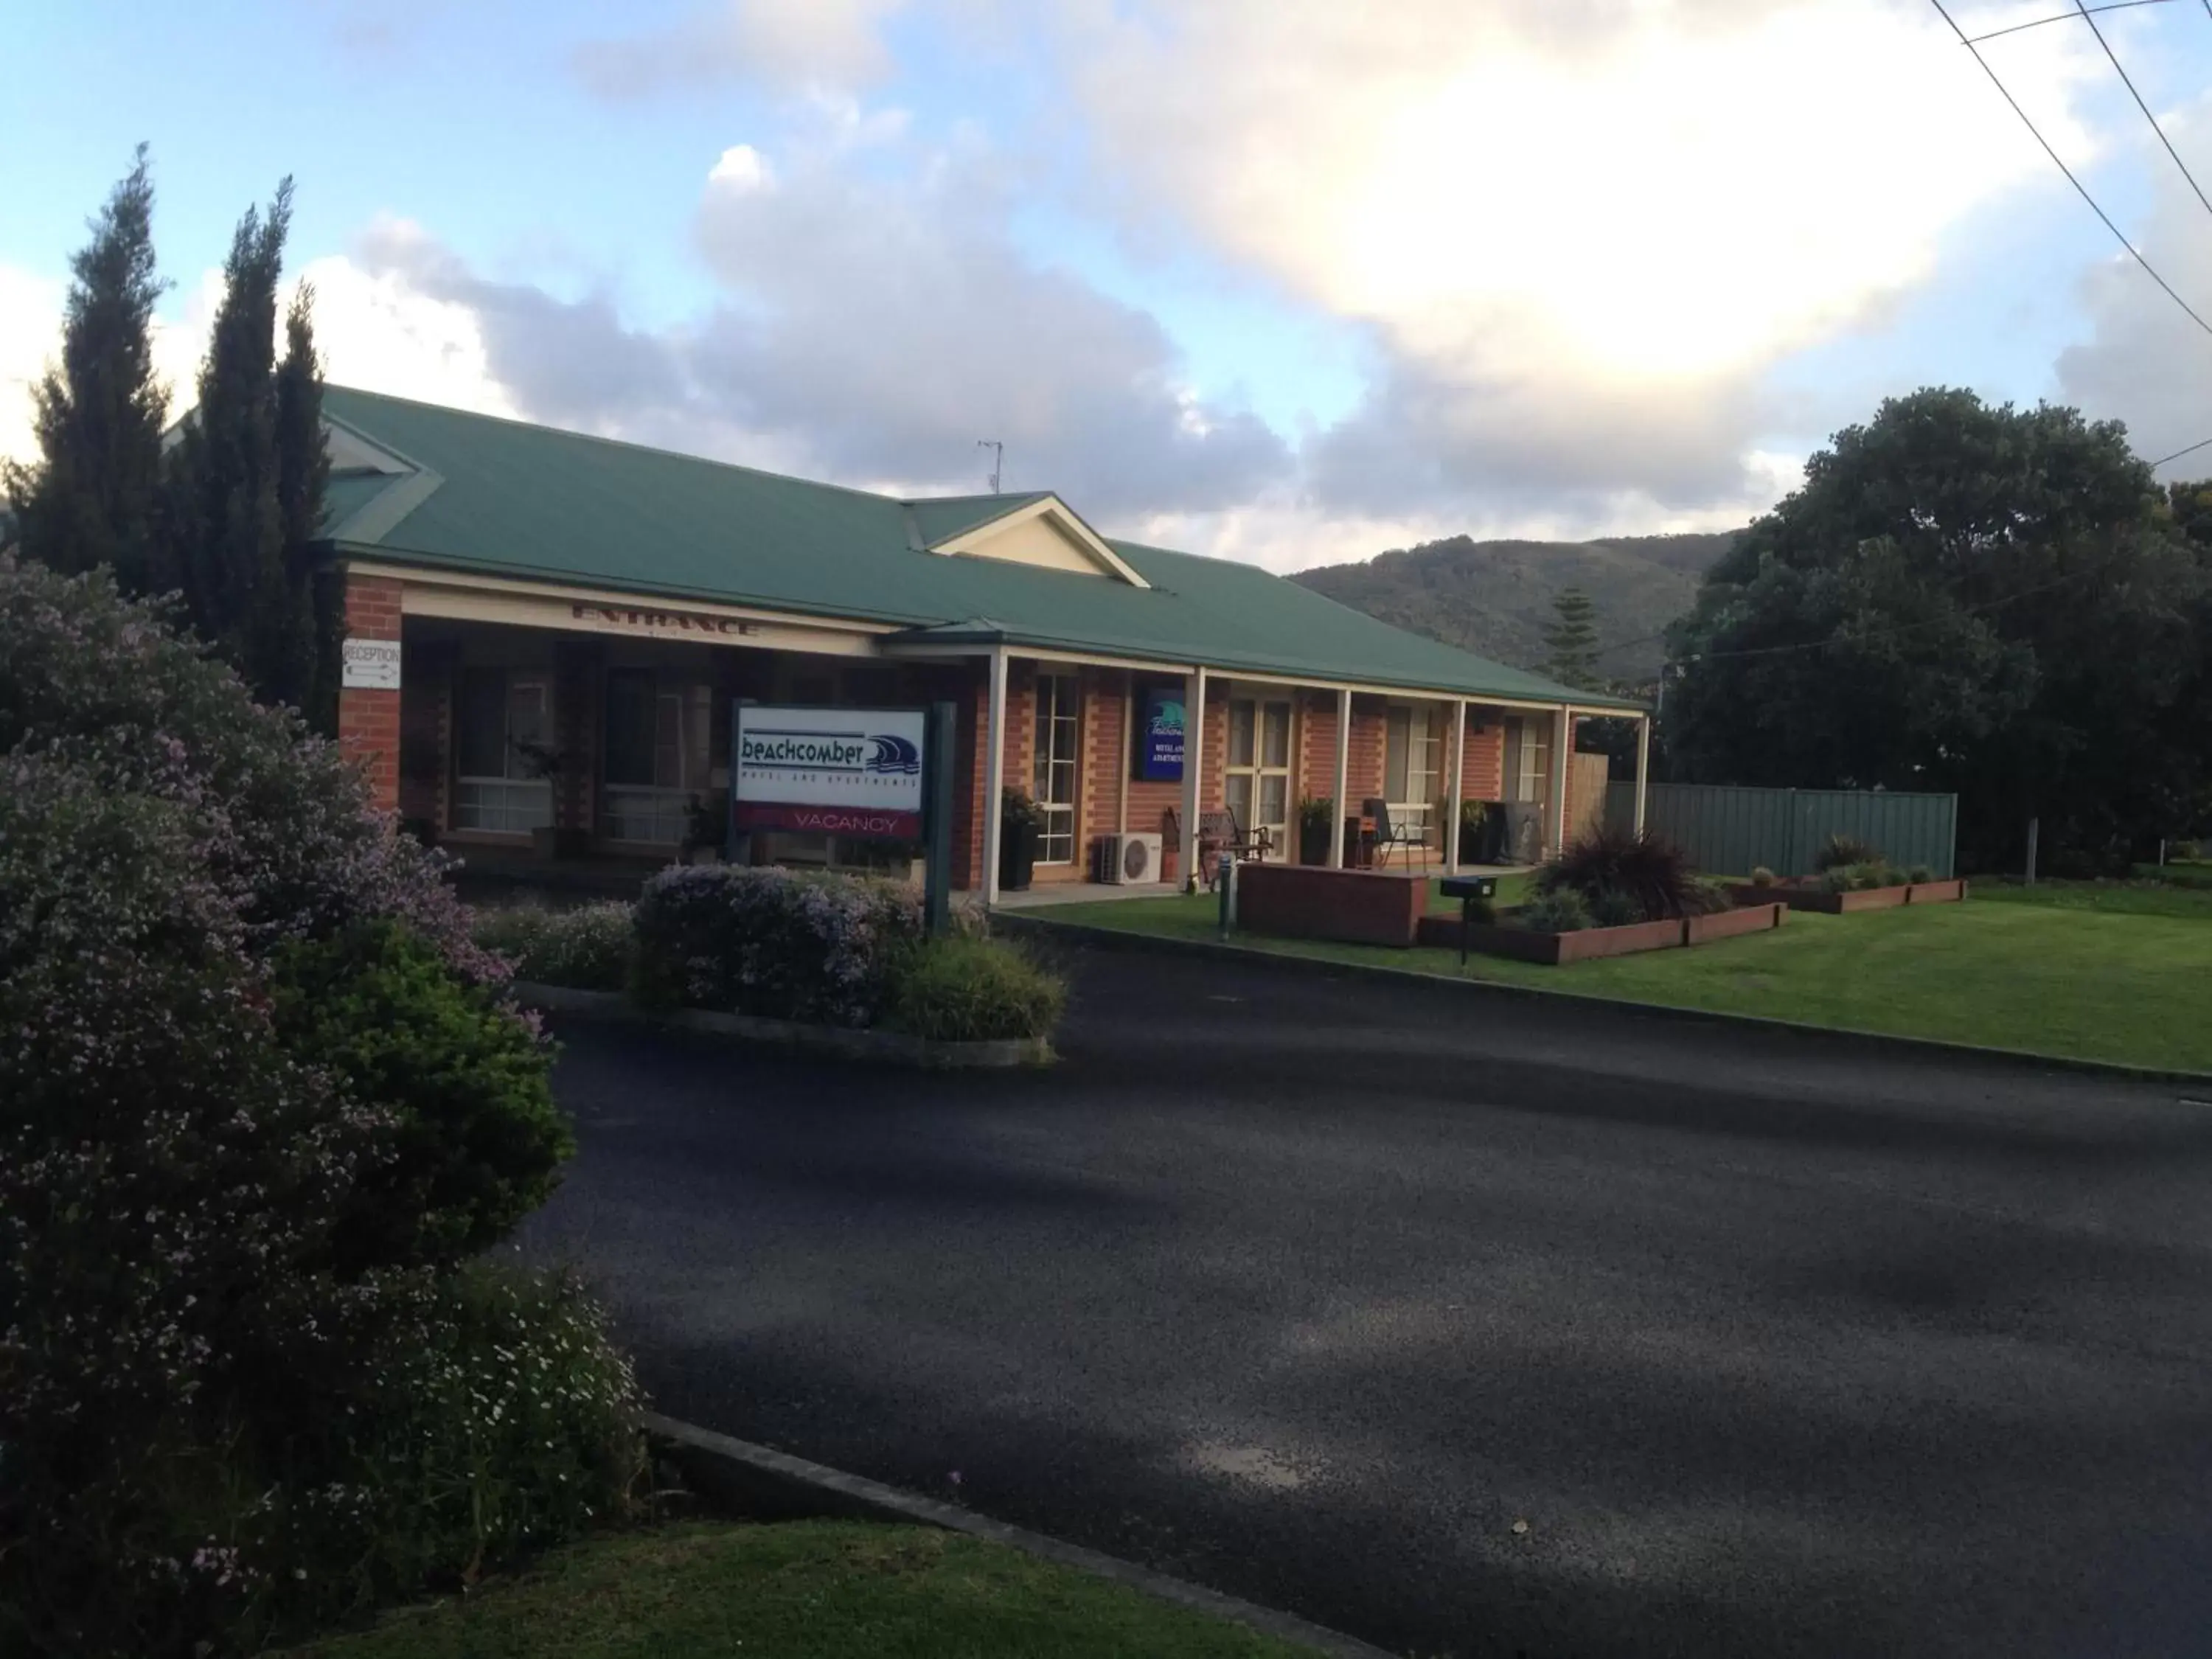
929, 495, 1151, 588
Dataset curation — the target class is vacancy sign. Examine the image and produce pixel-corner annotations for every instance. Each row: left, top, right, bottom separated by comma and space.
733, 705, 927, 838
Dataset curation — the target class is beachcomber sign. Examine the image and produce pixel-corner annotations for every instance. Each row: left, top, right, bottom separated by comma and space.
732, 705, 928, 837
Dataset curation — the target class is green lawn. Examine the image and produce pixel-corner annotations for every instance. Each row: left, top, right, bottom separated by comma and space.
1029, 881, 2212, 1073
282, 1521, 1321, 1658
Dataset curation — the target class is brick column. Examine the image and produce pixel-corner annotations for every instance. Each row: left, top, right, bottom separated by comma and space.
338, 571, 403, 815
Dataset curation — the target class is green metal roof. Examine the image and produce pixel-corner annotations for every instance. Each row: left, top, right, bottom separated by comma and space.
317, 386, 1637, 710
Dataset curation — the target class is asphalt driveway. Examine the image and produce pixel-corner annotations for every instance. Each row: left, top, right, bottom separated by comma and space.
525, 945, 2212, 1658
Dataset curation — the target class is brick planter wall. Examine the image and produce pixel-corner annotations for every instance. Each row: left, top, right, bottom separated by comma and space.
1237, 863, 1427, 947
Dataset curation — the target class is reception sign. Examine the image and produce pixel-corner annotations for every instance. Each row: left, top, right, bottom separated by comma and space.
732, 705, 927, 837
1136, 687, 1186, 782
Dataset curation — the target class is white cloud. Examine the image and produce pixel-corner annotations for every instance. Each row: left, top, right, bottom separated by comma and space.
574, 0, 908, 100
0, 234, 519, 475
709, 145, 776, 193
0, 266, 66, 471
1059, 0, 2106, 518
2054, 91, 2212, 475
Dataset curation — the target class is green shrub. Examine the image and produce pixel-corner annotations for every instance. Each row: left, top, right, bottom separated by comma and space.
631, 864, 922, 1026
1539, 824, 1703, 921
1520, 888, 1593, 933
1587, 886, 1643, 928
1814, 832, 1882, 872
272, 921, 573, 1273
886, 933, 1067, 1043
1822, 859, 1904, 892
474, 901, 635, 990
1750, 865, 1776, 887
1907, 863, 1935, 883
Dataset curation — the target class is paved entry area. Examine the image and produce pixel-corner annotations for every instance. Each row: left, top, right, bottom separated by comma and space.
527, 946, 2212, 1659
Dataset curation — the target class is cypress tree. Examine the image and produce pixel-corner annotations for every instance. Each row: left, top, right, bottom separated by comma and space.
4, 145, 170, 587
276, 285, 335, 730
164, 178, 330, 714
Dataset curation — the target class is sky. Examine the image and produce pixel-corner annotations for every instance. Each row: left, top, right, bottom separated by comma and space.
4, 0, 2212, 574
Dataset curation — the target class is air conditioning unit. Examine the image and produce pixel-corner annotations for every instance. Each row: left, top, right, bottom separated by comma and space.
1093, 832, 1164, 885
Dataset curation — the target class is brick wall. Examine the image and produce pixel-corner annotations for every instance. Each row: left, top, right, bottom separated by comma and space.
1462, 712, 1505, 802
1082, 669, 1127, 863
338, 571, 403, 813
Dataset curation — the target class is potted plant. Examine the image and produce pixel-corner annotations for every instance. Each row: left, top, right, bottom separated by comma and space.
999, 787, 1043, 892
1458, 798, 1490, 865
1298, 796, 1334, 865
514, 739, 589, 859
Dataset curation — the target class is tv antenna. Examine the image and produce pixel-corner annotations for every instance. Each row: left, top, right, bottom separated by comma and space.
977, 439, 1003, 494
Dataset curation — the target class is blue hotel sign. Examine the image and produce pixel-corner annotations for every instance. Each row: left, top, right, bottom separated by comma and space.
1138, 688, 1185, 782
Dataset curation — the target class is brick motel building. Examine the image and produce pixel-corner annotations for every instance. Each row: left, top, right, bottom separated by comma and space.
324, 387, 1647, 903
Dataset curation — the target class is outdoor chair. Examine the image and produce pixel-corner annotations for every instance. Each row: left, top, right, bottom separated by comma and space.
1197, 809, 1271, 888
1363, 798, 1429, 874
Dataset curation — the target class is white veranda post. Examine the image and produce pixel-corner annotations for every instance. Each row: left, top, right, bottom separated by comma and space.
1634, 714, 1652, 835
1549, 706, 1572, 856
1447, 698, 1467, 869
1329, 687, 1352, 867
1180, 667, 1206, 890
982, 647, 1008, 905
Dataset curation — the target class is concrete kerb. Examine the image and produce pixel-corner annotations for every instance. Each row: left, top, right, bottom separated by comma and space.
644, 1413, 1397, 1659
995, 914, 2212, 1092
512, 983, 1055, 1069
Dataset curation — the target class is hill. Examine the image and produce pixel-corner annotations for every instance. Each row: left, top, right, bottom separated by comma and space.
1290, 530, 1739, 684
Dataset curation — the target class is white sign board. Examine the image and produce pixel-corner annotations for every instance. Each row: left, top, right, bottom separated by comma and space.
341, 638, 402, 690
733, 704, 926, 837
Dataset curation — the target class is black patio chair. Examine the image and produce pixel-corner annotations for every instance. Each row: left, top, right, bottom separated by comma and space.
1363, 797, 1428, 874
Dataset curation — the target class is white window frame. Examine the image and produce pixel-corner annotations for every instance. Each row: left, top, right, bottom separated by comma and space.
1032, 672, 1081, 865
453, 669, 554, 835
1384, 703, 1443, 842
1223, 695, 1294, 855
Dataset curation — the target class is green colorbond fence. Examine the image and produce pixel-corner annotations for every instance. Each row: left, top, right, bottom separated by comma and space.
1603, 782, 1957, 879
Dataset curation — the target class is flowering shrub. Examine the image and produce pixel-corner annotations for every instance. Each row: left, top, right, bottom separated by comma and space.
631, 864, 923, 1027
473, 900, 636, 991
0, 559, 628, 1658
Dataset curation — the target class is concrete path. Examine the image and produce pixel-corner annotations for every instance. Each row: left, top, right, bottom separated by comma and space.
526, 947, 2212, 1658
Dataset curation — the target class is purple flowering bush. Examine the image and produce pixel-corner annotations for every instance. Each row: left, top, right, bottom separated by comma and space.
0, 559, 638, 1657
631, 864, 924, 1027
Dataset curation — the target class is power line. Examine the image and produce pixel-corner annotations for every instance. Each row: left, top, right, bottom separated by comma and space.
1963, 0, 2174, 45
1929, 0, 2212, 342
2073, 0, 2212, 222
2151, 434, 2212, 467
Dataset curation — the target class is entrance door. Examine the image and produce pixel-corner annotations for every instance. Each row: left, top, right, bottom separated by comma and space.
1032, 672, 1079, 865
1225, 697, 1293, 854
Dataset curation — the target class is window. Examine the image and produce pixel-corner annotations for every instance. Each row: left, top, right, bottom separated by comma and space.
1506, 714, 1553, 804
603, 669, 711, 844
1224, 697, 1292, 854
453, 668, 554, 833
1032, 673, 1079, 864
1384, 705, 1443, 840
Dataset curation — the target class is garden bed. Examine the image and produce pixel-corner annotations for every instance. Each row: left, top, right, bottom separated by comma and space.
516, 983, 1055, 1068
1732, 879, 1967, 914
1412, 905, 1783, 965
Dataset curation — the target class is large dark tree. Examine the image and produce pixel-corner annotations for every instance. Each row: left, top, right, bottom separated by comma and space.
1663, 389, 2210, 873
163, 178, 331, 719
4, 145, 170, 589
